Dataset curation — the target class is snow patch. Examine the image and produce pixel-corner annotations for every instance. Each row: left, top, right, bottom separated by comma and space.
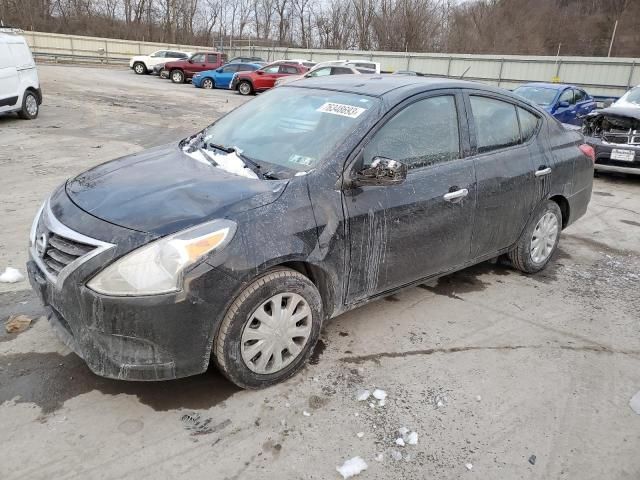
0, 267, 24, 283
336, 457, 368, 479
356, 390, 370, 401
372, 389, 387, 400
630, 390, 640, 415
184, 148, 259, 179
395, 438, 405, 447
407, 431, 418, 445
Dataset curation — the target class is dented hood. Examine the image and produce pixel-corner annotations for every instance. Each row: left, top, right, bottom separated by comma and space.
66, 143, 287, 236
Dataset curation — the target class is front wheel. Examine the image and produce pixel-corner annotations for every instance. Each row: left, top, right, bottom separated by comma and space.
237, 80, 253, 96
170, 69, 185, 84
133, 62, 146, 75
202, 78, 214, 89
213, 268, 323, 389
17, 91, 39, 120
508, 200, 562, 274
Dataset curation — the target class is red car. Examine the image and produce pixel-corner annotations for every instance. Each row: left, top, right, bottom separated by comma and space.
231, 63, 309, 95
165, 52, 228, 84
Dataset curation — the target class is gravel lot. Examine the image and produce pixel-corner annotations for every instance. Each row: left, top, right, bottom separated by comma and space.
1, 65, 639, 480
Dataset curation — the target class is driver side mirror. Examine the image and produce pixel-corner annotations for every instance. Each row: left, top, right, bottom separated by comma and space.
188, 59, 194, 63
355, 157, 407, 186
216, 68, 223, 73
256, 70, 264, 75
558, 100, 570, 108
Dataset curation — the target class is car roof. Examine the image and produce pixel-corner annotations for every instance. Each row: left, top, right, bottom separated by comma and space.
518, 82, 582, 91
287, 75, 515, 99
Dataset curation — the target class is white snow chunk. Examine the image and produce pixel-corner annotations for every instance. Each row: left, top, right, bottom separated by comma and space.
369, 402, 376, 409
390, 450, 403, 461
378, 398, 386, 407
398, 427, 409, 436
336, 456, 368, 479
302, 410, 311, 417
465, 463, 473, 471
356, 390, 370, 401
630, 390, 640, 415
407, 431, 418, 445
374, 453, 384, 462
476, 395, 482, 402
0, 267, 24, 283
395, 438, 405, 447
372, 389, 387, 400
356, 432, 364, 438
184, 148, 259, 179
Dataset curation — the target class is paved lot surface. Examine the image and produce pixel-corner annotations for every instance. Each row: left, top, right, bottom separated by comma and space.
1, 65, 639, 480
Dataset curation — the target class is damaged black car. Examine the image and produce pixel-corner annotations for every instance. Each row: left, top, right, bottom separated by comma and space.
27, 76, 594, 389
582, 106, 640, 175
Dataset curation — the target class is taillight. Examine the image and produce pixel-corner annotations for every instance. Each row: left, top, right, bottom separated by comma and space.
579, 144, 595, 163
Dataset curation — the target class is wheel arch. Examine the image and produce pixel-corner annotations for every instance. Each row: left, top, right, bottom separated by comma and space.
549, 194, 570, 229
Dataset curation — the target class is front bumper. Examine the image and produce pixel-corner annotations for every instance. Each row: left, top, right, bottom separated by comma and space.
587, 136, 640, 175
27, 195, 243, 381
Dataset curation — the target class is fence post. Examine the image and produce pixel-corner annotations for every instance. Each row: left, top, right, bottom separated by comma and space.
497, 58, 504, 87
105, 40, 109, 64
406, 53, 411, 70
69, 36, 74, 57
138, 42, 142, 54
627, 61, 636, 89
554, 58, 562, 81
446, 56, 452, 77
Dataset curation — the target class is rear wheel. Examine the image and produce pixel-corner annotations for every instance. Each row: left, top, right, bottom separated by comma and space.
171, 69, 185, 84
214, 268, 323, 389
202, 78, 214, 89
237, 80, 253, 96
508, 200, 562, 273
17, 91, 38, 120
133, 62, 146, 75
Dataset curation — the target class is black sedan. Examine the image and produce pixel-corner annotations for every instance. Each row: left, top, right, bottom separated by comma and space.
27, 76, 594, 388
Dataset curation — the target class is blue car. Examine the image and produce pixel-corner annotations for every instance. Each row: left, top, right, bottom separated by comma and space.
192, 63, 262, 90
513, 83, 596, 125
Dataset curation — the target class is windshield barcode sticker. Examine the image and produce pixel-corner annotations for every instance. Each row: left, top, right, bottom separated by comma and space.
317, 102, 366, 118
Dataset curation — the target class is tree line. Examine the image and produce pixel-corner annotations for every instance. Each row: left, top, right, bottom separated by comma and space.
1, 0, 639, 57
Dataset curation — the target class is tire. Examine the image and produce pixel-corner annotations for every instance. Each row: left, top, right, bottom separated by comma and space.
214, 268, 323, 389
159, 69, 169, 79
133, 62, 147, 75
508, 200, 562, 274
170, 69, 185, 84
17, 91, 39, 120
202, 78, 214, 89
237, 80, 253, 96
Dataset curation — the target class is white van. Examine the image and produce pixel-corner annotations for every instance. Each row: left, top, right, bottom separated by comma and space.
0, 29, 41, 120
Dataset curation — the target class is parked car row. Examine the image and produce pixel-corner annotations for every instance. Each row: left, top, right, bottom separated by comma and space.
130, 49, 385, 97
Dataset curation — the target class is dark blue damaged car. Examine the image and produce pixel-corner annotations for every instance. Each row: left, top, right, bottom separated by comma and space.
27, 76, 594, 388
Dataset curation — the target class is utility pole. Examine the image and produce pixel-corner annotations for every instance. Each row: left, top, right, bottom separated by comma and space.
608, 20, 618, 57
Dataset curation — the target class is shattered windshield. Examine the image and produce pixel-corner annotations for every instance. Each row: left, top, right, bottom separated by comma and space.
513, 86, 558, 106
183, 87, 380, 179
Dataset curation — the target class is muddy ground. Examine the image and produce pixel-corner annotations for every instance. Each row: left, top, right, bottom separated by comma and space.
1, 65, 639, 480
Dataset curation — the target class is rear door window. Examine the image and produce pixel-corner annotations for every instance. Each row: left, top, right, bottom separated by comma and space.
237, 64, 255, 72
470, 96, 520, 153
331, 67, 353, 75
308, 67, 331, 77
573, 89, 586, 103
207, 54, 219, 63
222, 65, 239, 73
363, 95, 460, 169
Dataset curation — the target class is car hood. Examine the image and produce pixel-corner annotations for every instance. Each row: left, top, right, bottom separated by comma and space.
66, 143, 288, 236
131, 55, 149, 62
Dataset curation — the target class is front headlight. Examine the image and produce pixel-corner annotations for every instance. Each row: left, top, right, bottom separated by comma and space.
87, 219, 236, 296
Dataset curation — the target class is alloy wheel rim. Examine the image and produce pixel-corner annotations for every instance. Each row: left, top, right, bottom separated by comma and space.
239, 83, 250, 94
530, 212, 559, 263
135, 65, 144, 73
241, 293, 312, 374
203, 79, 213, 88
25, 95, 37, 116
172, 72, 182, 82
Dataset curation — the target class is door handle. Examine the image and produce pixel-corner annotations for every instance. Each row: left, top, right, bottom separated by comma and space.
443, 188, 469, 202
535, 167, 552, 177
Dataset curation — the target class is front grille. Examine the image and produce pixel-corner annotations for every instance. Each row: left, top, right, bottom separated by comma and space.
42, 233, 96, 275
602, 129, 640, 145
